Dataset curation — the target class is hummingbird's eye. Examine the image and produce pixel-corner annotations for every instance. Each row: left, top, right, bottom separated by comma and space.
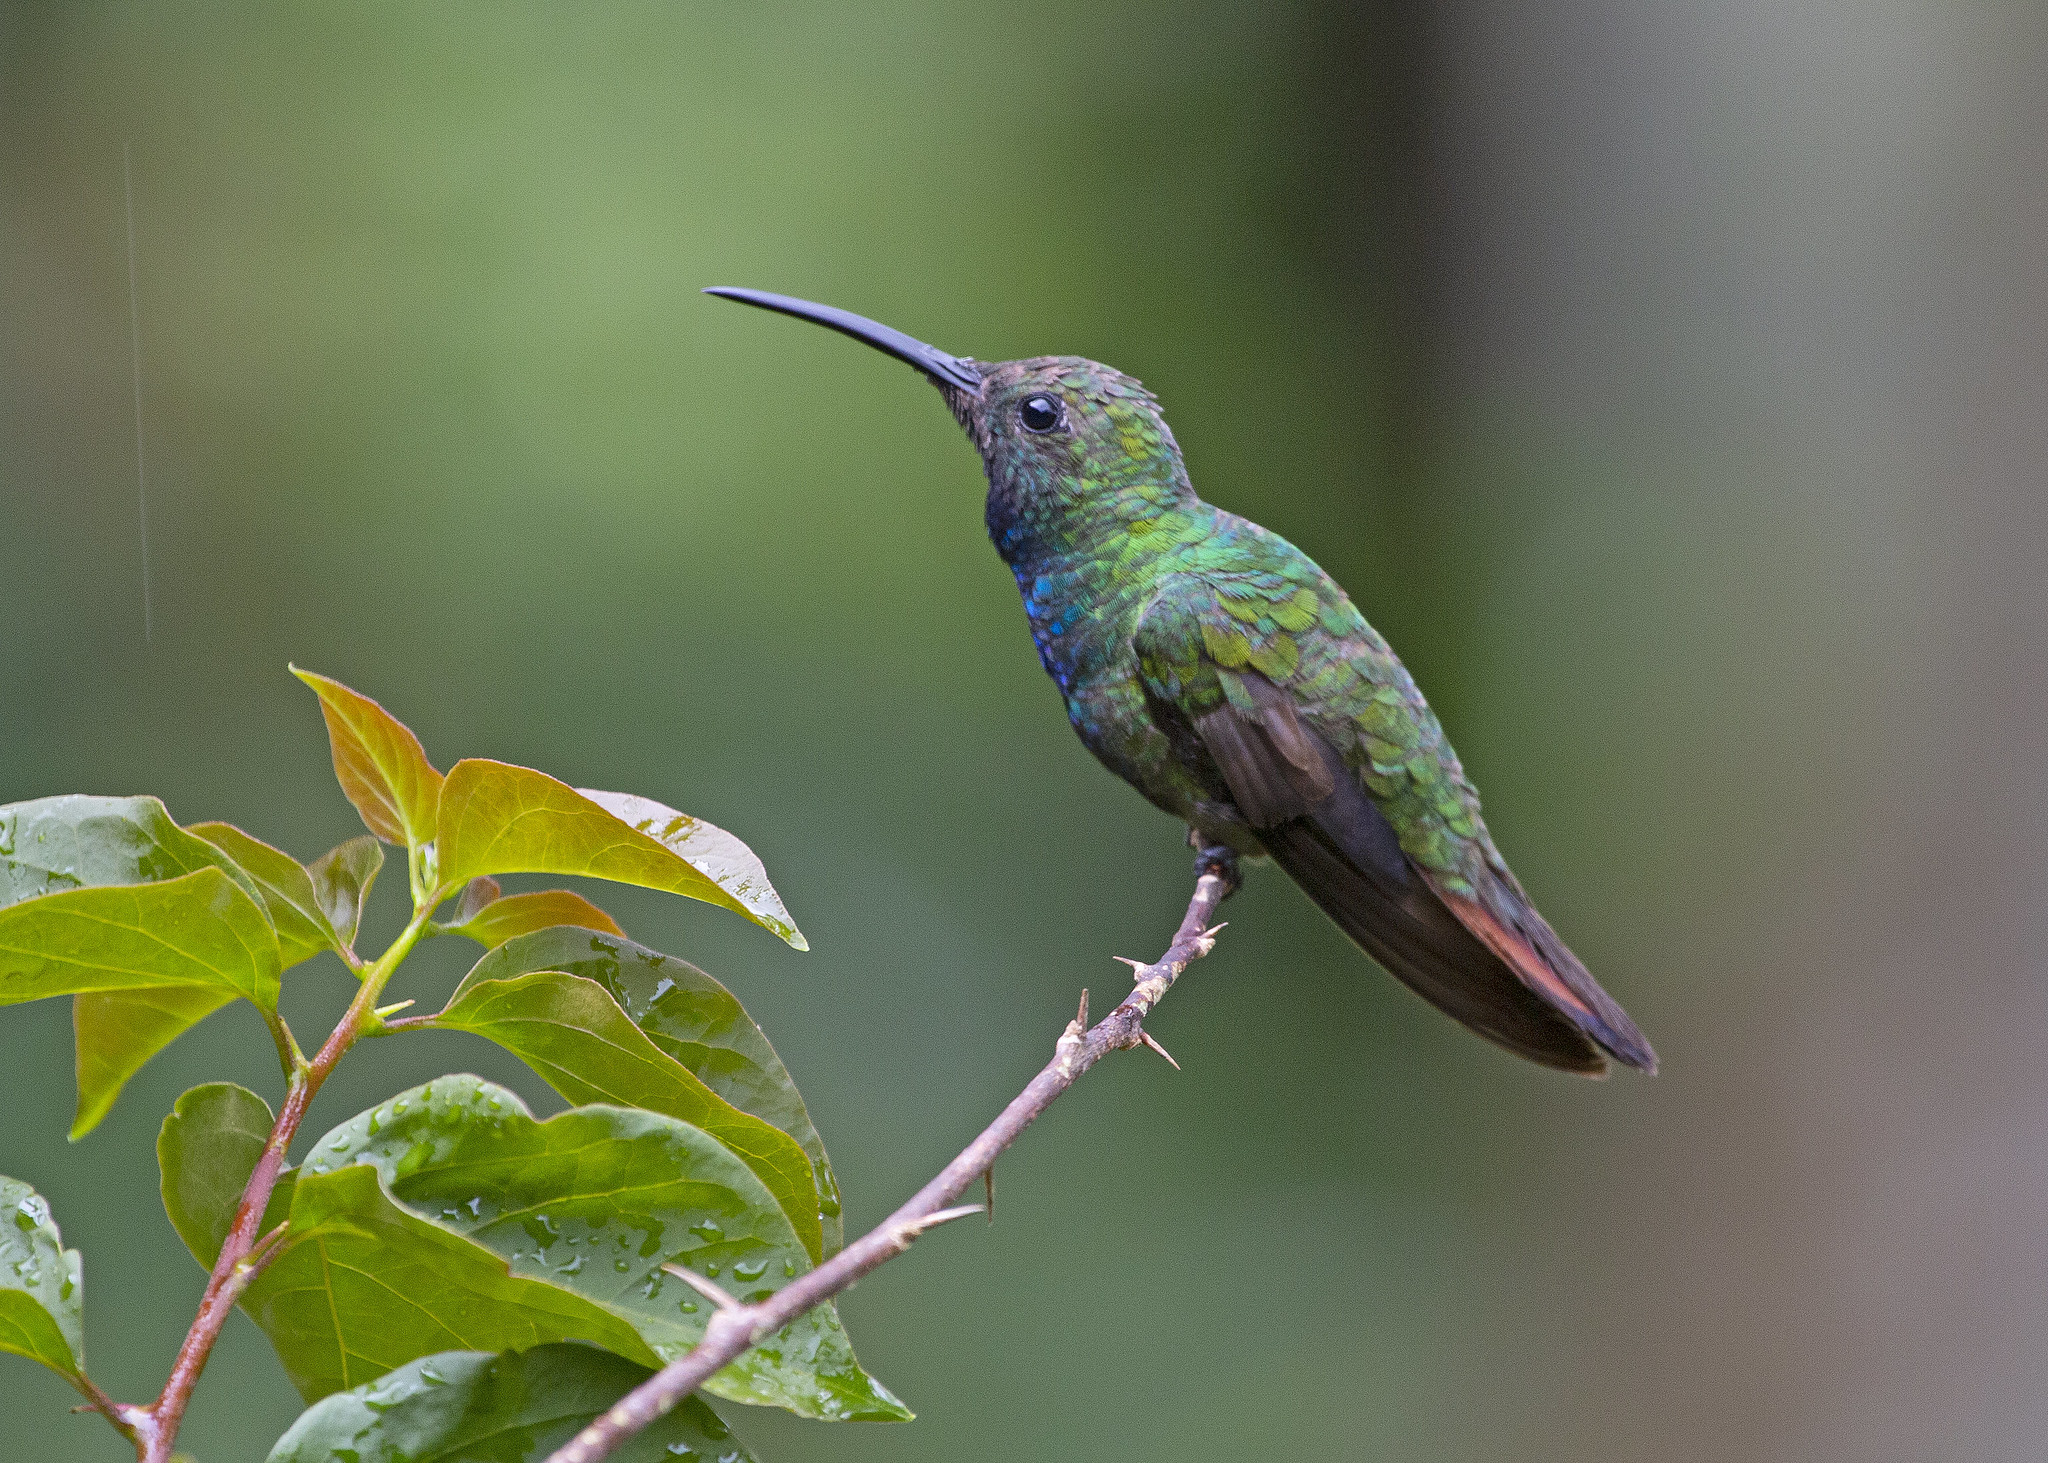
1018, 394, 1063, 433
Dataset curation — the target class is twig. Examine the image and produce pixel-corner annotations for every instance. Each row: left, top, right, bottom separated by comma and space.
68, 1372, 140, 1446
128, 905, 438, 1462
544, 849, 1239, 1463
137, 1040, 326, 1459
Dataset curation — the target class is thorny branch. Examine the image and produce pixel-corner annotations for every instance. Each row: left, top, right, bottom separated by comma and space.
543, 847, 1240, 1463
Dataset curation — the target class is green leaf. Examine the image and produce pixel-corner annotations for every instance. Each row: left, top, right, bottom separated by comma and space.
307, 835, 383, 950
73, 986, 238, 1141
0, 793, 264, 910
187, 822, 338, 966
298, 1077, 907, 1421
461, 927, 841, 1252
158, 1082, 279, 1268
0, 796, 284, 1137
241, 1160, 651, 1404
436, 762, 805, 949
265, 1344, 756, 1463
0, 1177, 85, 1384
443, 889, 625, 949
431, 972, 824, 1262
0, 869, 281, 1012
292, 667, 445, 847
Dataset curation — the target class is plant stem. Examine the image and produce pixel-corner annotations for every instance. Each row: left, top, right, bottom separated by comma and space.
128, 899, 438, 1463
544, 851, 1239, 1463
69, 1372, 139, 1447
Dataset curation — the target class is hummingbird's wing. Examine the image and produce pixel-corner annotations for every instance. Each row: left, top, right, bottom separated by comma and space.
1135, 562, 1656, 1075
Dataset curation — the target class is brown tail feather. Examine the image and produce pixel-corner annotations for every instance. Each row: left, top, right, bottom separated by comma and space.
1190, 672, 1652, 1075
1428, 873, 1659, 1075
1262, 819, 1610, 1075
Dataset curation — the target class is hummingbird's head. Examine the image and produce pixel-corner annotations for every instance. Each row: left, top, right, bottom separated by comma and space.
704, 288, 1193, 558
946, 355, 1190, 540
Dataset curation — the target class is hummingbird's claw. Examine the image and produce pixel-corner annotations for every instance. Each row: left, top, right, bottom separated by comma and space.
1193, 842, 1241, 897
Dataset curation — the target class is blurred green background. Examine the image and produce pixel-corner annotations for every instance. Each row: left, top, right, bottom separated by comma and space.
6, 2, 2047, 1458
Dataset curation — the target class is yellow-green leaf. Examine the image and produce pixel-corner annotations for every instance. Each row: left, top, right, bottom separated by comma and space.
187, 822, 336, 966
291, 667, 444, 847
0, 870, 281, 1012
73, 987, 238, 1141
442, 889, 624, 949
435, 761, 804, 948
307, 836, 383, 950
0, 796, 287, 1137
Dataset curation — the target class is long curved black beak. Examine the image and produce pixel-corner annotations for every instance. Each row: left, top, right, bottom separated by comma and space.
703, 287, 983, 393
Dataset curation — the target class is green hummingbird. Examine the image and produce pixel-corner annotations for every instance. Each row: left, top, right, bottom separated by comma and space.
707, 287, 1656, 1077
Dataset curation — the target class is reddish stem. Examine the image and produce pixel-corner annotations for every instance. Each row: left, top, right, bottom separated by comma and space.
131, 987, 368, 1461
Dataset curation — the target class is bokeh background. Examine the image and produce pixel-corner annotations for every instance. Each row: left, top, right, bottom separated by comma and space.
5, 2, 2047, 1459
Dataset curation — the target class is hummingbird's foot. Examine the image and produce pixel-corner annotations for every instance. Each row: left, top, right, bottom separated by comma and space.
1191, 841, 1241, 899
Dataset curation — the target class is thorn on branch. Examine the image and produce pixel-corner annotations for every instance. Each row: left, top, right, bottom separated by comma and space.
243, 1219, 291, 1280
1138, 1029, 1181, 1070
1113, 955, 1147, 973
660, 1263, 743, 1313
907, 1202, 987, 1234
887, 1203, 986, 1253
1053, 992, 1089, 1077
984, 1167, 995, 1222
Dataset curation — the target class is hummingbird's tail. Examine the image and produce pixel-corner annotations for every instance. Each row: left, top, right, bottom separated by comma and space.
1263, 817, 1639, 1074
1424, 867, 1659, 1075
1193, 671, 1658, 1075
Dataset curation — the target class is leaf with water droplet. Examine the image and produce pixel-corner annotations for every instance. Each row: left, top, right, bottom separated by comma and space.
0, 1176, 85, 1384
265, 1344, 755, 1462
458, 926, 843, 1251
435, 762, 804, 948
291, 1077, 908, 1421
292, 667, 445, 847
429, 971, 825, 1262
240, 1162, 648, 1404
0, 794, 266, 912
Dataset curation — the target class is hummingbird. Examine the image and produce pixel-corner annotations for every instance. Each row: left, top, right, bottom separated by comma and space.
706, 287, 1656, 1077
